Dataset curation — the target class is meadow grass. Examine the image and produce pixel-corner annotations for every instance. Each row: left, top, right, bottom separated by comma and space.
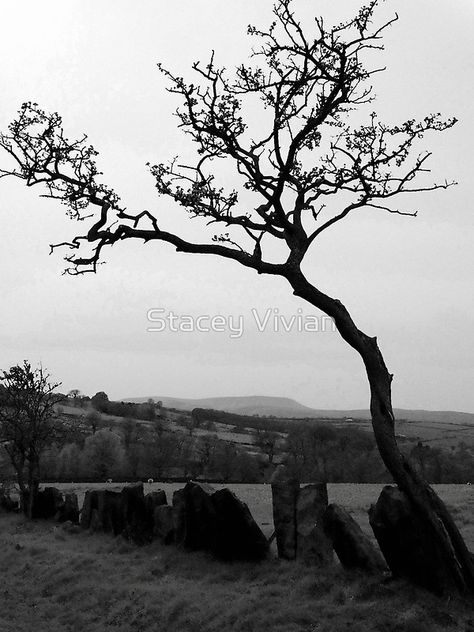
1, 511, 474, 632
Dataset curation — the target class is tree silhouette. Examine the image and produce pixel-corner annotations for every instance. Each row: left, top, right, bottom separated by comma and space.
0, 361, 64, 517
1, 1, 472, 593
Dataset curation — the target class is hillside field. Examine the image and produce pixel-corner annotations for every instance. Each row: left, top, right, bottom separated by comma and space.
58, 401, 474, 455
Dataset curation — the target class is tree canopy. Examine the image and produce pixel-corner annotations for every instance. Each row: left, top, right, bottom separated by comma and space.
0, 0, 455, 277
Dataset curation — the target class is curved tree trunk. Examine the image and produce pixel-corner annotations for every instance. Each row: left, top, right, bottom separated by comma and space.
287, 269, 474, 595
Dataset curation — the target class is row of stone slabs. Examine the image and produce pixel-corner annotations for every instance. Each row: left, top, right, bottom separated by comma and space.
1, 479, 450, 595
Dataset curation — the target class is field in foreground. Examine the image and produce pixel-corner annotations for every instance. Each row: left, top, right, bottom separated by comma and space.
1, 484, 474, 631
1, 512, 474, 632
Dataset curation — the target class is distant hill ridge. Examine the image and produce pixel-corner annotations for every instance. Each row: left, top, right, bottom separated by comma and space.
122, 395, 474, 425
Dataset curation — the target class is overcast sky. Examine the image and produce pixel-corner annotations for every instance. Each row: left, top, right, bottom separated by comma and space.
0, 1, 473, 412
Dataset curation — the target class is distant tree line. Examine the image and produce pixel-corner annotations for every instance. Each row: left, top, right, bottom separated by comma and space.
44, 411, 474, 486
283, 424, 390, 483
192, 407, 317, 433
27, 417, 263, 484
3, 373, 474, 490
90, 392, 158, 421
407, 441, 474, 484
195, 408, 474, 485
62, 390, 159, 422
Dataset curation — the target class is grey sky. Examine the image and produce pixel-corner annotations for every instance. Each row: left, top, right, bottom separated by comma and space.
0, 1, 473, 411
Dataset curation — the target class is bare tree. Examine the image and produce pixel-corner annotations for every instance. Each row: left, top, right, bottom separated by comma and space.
0, 361, 64, 517
1, 1, 472, 592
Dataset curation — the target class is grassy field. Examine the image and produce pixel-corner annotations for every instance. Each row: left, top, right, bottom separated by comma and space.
1, 511, 473, 632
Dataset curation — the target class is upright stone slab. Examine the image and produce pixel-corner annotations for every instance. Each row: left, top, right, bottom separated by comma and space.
121, 482, 152, 544
296, 483, 333, 565
91, 491, 106, 531
212, 488, 269, 561
79, 489, 121, 533
369, 485, 449, 594
323, 503, 386, 572
99, 490, 123, 534
172, 488, 186, 545
271, 479, 300, 560
180, 482, 217, 550
80, 490, 94, 528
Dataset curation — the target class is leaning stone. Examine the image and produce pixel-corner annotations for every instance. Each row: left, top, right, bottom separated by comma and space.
296, 483, 333, 565
211, 488, 269, 561
323, 503, 386, 572
369, 485, 452, 594
271, 479, 300, 560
